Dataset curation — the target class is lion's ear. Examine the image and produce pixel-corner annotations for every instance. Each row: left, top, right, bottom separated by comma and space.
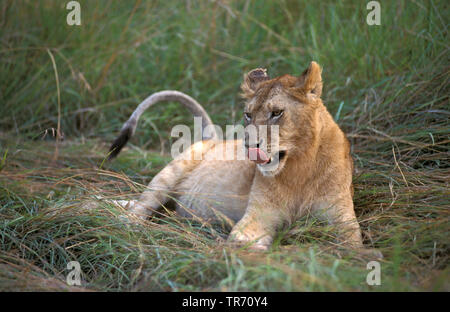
297, 61, 322, 97
240, 68, 270, 98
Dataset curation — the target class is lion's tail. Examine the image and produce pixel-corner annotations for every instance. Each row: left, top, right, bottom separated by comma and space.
108, 90, 217, 159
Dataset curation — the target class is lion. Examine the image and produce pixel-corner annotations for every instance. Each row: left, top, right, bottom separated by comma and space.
109, 61, 381, 257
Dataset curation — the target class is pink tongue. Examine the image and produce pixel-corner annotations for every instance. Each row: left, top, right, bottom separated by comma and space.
248, 147, 270, 164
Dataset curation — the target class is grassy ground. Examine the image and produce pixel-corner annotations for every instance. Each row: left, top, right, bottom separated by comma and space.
0, 0, 449, 291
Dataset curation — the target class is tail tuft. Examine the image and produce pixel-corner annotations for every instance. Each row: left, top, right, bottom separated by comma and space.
107, 90, 216, 160
108, 126, 133, 160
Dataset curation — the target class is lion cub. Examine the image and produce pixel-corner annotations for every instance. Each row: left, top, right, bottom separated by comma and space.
109, 62, 380, 256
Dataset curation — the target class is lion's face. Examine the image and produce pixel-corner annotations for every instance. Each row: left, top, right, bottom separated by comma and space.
241, 62, 323, 177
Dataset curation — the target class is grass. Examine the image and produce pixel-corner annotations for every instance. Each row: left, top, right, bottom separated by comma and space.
0, 0, 449, 291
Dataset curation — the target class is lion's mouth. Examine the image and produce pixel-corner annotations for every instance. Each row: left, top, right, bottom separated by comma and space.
247, 147, 270, 164
247, 148, 287, 165
265, 150, 287, 165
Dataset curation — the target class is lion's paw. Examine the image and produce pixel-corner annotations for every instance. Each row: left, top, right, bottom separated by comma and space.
228, 232, 271, 252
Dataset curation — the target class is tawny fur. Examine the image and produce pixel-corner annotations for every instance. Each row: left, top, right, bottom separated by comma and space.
111, 62, 381, 257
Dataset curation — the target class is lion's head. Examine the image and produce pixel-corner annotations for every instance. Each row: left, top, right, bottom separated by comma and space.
241, 61, 324, 176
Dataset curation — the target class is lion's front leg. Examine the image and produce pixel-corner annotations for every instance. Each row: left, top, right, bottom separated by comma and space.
228, 197, 282, 251
315, 195, 363, 247
315, 195, 383, 259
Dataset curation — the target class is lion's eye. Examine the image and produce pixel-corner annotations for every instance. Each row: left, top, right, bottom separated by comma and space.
271, 110, 283, 118
244, 112, 252, 121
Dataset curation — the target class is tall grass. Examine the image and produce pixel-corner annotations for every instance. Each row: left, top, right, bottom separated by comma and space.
0, 0, 449, 291
2, 1, 447, 143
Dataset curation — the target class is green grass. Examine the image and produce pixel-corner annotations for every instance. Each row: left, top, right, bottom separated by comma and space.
0, 0, 449, 291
